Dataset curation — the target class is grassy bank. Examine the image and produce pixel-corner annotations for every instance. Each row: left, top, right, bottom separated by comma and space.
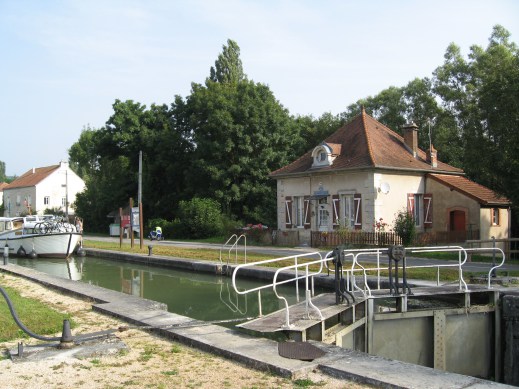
0, 280, 74, 342
82, 239, 519, 283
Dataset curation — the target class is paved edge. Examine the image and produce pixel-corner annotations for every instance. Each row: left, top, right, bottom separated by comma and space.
0, 255, 515, 388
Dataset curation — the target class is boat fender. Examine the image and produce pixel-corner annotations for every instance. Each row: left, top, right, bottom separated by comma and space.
76, 247, 86, 257
28, 249, 38, 259
17, 246, 26, 257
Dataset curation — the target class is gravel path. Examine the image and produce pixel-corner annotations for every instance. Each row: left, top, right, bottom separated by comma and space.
0, 273, 369, 389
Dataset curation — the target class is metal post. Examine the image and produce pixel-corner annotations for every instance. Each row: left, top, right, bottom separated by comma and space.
3, 244, 9, 265
491, 236, 496, 277
119, 207, 123, 248
257, 290, 262, 317
130, 198, 134, 248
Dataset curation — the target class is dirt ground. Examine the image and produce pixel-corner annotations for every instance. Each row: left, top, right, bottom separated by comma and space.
0, 273, 369, 389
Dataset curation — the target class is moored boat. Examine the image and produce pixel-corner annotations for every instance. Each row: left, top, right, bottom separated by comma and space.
0, 216, 82, 258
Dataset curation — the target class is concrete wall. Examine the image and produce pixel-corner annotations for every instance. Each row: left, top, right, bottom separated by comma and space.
2, 186, 36, 216
373, 172, 424, 231
276, 170, 425, 235
425, 177, 481, 232
480, 207, 510, 241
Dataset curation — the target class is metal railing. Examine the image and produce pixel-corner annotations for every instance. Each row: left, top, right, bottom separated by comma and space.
219, 234, 247, 267
231, 252, 325, 324
231, 245, 506, 329
334, 245, 506, 294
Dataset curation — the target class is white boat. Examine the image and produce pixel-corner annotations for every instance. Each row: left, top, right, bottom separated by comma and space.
0, 215, 82, 258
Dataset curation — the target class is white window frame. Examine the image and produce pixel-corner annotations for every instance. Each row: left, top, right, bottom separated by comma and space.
44, 196, 50, 205
294, 196, 304, 228
340, 194, 355, 228
491, 208, 500, 226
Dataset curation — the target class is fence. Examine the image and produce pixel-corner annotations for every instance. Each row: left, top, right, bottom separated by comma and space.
272, 230, 302, 247
307, 229, 481, 248
466, 237, 519, 261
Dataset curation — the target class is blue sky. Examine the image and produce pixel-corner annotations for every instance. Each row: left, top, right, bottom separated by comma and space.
1, 0, 518, 176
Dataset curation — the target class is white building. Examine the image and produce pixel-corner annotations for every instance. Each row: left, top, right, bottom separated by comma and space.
2, 161, 85, 218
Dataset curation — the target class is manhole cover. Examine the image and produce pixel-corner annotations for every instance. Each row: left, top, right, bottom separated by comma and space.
278, 341, 325, 361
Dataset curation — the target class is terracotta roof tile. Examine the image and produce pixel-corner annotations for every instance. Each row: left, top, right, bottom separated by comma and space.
4, 165, 60, 189
270, 111, 463, 177
0, 182, 9, 191
428, 174, 510, 206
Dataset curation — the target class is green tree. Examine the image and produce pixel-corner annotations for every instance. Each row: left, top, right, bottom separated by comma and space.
294, 112, 346, 155
184, 79, 299, 224
0, 161, 6, 182
433, 25, 519, 219
209, 39, 246, 84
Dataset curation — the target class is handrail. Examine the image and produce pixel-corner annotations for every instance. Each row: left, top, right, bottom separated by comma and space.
219, 234, 247, 267
232, 252, 324, 319
272, 257, 328, 328
335, 245, 505, 292
231, 245, 506, 329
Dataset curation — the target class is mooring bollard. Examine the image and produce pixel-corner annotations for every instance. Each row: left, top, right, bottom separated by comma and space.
59, 319, 74, 349
148, 245, 153, 256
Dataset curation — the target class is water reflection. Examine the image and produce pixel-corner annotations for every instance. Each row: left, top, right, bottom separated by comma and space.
9, 256, 305, 323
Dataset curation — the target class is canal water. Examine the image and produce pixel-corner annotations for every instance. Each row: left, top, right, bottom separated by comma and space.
8, 256, 308, 326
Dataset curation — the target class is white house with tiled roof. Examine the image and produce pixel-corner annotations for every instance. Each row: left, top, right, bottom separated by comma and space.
2, 161, 85, 218
270, 109, 511, 246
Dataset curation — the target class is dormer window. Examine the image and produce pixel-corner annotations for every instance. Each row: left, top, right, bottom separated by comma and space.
318, 151, 327, 162
311, 142, 341, 168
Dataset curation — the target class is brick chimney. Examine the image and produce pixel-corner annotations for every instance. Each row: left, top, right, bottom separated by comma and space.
427, 144, 438, 168
402, 122, 419, 157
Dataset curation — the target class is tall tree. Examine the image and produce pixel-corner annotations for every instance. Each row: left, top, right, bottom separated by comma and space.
184, 79, 299, 224
0, 161, 6, 182
209, 39, 245, 84
184, 40, 300, 224
433, 25, 519, 214
293, 112, 346, 156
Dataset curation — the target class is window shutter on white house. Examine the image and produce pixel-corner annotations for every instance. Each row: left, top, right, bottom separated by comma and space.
354, 194, 362, 230
303, 197, 311, 229
407, 193, 415, 216
424, 193, 433, 227
332, 195, 340, 228
285, 197, 292, 228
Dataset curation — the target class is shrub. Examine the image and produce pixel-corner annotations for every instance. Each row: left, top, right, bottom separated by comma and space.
392, 209, 416, 246
147, 218, 175, 238
177, 198, 224, 239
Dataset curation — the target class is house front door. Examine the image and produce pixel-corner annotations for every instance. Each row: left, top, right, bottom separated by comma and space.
450, 210, 466, 231
318, 204, 329, 231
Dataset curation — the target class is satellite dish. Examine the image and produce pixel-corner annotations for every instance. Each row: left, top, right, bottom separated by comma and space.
379, 182, 390, 194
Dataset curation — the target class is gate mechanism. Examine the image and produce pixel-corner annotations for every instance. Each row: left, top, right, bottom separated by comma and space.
332, 246, 355, 305
388, 245, 412, 295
